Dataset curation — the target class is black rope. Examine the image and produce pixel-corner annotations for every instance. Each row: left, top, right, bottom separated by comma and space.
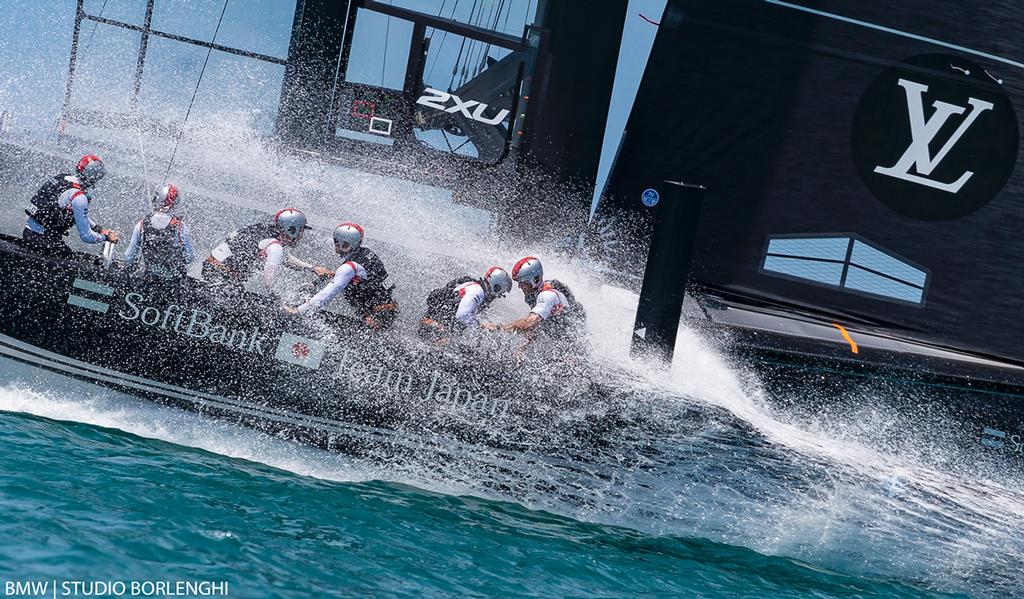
478, 0, 504, 76
163, 0, 230, 183
501, 0, 512, 31
381, 0, 392, 86
440, 129, 455, 153
449, 0, 479, 90
426, 0, 459, 82
469, 1, 492, 78
81, 0, 110, 58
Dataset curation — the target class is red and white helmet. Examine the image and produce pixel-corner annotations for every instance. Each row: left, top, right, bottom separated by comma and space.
152, 184, 179, 211
511, 256, 544, 290
76, 154, 106, 185
274, 208, 309, 242
333, 222, 364, 254
483, 266, 512, 297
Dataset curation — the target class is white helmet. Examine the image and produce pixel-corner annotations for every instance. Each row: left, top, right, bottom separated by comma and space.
152, 184, 179, 211
76, 154, 106, 186
483, 266, 512, 298
333, 222, 364, 254
274, 208, 309, 242
511, 256, 544, 290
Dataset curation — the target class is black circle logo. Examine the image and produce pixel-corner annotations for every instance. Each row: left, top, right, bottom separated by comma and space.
851, 54, 1018, 221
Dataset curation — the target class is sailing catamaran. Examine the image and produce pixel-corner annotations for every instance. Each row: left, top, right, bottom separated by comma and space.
597, 1, 1024, 458
1, 0, 1021, 461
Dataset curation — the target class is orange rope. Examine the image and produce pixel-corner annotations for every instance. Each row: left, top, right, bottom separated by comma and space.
831, 322, 859, 354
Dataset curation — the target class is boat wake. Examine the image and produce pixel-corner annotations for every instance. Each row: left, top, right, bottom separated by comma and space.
1, 281, 1022, 597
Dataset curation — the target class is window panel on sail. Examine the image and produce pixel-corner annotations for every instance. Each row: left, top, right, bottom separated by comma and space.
66, 22, 141, 127
137, 37, 285, 134
849, 242, 928, 288
150, 0, 296, 60
762, 235, 929, 306
0, 1, 75, 139
83, 0, 148, 26
344, 9, 415, 91
762, 256, 844, 286
336, 10, 520, 164
844, 267, 925, 305
766, 237, 850, 261
135, 37, 208, 126
334, 9, 412, 146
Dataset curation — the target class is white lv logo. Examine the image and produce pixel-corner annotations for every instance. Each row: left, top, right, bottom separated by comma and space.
874, 78, 993, 193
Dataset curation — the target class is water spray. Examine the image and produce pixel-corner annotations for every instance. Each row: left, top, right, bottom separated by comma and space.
162, 0, 231, 186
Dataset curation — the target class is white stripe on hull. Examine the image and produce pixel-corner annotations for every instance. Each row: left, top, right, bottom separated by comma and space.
0, 332, 507, 460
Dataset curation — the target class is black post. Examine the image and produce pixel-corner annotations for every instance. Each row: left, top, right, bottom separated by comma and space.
130, 0, 156, 112
630, 181, 706, 363
276, 0, 352, 145
397, 22, 427, 142
60, 0, 86, 133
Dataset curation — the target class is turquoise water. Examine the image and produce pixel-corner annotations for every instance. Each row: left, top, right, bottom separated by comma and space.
2, 356, 1022, 598
0, 407, 957, 599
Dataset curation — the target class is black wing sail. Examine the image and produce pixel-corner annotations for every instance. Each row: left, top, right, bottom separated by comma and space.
599, 0, 1024, 362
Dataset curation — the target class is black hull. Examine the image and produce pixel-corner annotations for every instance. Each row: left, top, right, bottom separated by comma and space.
0, 236, 616, 456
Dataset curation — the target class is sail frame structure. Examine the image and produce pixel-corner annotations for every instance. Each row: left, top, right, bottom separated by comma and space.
599, 0, 1024, 362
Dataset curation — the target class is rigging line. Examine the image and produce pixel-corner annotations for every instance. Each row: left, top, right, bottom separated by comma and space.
475, 0, 498, 75
426, 0, 460, 82
381, 1, 391, 86
466, 1, 489, 81
162, 0, 230, 184
479, 0, 505, 74
479, 0, 496, 67
449, 0, 479, 90
501, 0, 512, 31
81, 0, 110, 59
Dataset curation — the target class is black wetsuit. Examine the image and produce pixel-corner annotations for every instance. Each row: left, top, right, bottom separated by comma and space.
201, 222, 278, 284
419, 276, 495, 341
342, 246, 398, 328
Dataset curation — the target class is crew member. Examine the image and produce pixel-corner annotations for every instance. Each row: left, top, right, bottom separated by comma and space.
285, 222, 398, 330
23, 154, 119, 257
122, 184, 195, 279
503, 256, 585, 341
202, 208, 328, 294
418, 266, 512, 344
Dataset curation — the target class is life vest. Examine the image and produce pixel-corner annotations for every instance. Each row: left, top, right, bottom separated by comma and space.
424, 276, 492, 326
29, 174, 86, 236
526, 280, 580, 313
341, 247, 395, 314
217, 222, 278, 276
526, 279, 586, 337
139, 213, 186, 279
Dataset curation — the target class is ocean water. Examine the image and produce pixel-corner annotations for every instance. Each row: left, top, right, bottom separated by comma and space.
0, 326, 1020, 599
0, 384, 953, 599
